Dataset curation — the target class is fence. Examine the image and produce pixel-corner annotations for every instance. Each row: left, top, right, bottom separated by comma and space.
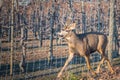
0, 0, 119, 80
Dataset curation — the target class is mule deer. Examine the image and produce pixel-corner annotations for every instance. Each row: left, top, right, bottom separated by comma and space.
57, 23, 114, 78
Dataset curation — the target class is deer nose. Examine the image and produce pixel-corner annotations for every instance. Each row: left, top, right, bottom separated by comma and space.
57, 32, 61, 36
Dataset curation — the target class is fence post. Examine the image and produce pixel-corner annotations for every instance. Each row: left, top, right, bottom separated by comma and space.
108, 0, 115, 64
10, 0, 14, 75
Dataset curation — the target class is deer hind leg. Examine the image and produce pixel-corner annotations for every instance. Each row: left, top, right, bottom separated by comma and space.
84, 55, 96, 75
96, 49, 114, 74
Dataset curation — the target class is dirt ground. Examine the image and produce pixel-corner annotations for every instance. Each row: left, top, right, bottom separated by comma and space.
79, 66, 120, 80
0, 39, 68, 64
38, 65, 120, 80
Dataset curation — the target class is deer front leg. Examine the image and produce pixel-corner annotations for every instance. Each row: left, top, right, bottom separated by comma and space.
57, 53, 74, 78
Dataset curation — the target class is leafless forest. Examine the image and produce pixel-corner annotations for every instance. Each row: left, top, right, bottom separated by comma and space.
0, 0, 120, 80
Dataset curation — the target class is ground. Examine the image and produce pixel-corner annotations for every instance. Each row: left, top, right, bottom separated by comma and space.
38, 65, 120, 80
79, 66, 120, 80
0, 37, 120, 80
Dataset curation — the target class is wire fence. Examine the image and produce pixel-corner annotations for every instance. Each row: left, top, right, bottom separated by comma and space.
0, 0, 119, 80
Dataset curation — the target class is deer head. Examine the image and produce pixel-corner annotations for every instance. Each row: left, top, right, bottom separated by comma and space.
58, 23, 76, 38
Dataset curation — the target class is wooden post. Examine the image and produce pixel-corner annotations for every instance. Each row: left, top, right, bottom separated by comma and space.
10, 0, 14, 75
108, 0, 115, 63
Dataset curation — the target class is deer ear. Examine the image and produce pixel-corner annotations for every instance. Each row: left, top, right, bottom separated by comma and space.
69, 23, 76, 30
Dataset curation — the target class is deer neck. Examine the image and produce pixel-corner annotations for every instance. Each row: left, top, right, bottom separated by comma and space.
65, 31, 77, 43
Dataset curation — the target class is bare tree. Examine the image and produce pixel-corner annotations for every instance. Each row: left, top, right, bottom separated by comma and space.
0, 0, 3, 9
108, 0, 115, 63
10, 0, 14, 75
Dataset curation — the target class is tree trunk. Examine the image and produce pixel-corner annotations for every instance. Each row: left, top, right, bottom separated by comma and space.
97, 0, 101, 32
48, 0, 55, 63
10, 0, 14, 75
82, 1, 86, 33
108, 0, 115, 63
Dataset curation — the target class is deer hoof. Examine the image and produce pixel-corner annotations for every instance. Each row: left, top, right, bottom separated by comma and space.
57, 72, 62, 78
91, 71, 97, 77
56, 76, 61, 80
111, 70, 115, 74
95, 70, 100, 74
